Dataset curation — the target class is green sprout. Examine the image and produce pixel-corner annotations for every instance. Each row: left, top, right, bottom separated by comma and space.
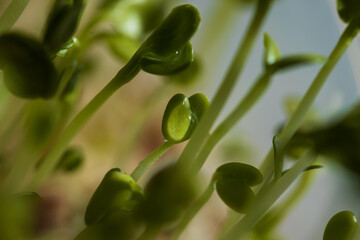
1, 0, 360, 239
323, 211, 358, 240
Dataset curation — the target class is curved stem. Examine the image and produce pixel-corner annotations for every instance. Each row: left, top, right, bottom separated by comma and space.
222, 150, 317, 240
259, 20, 360, 185
176, 0, 274, 171
190, 72, 271, 174
26, 58, 140, 190
131, 141, 173, 182
0, 0, 30, 34
254, 171, 315, 236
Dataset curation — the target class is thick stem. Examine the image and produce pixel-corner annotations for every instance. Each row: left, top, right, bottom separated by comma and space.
190, 72, 271, 174
0, 0, 30, 34
131, 141, 173, 182
170, 178, 215, 240
27, 58, 140, 190
176, 0, 273, 171
222, 150, 317, 240
259, 20, 360, 185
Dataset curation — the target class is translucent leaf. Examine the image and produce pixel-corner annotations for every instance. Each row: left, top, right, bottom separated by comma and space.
139, 42, 194, 75
323, 211, 358, 240
263, 33, 280, 66
215, 162, 263, 186
85, 168, 143, 226
161, 93, 195, 143
216, 178, 255, 213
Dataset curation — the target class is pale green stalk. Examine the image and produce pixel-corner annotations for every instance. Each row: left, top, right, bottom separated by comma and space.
176, 0, 273, 171
259, 20, 360, 184
0, 0, 30, 34
222, 150, 317, 240
27, 57, 141, 190
190, 72, 271, 174
131, 141, 173, 182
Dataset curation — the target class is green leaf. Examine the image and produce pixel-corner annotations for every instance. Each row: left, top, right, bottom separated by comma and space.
337, 0, 360, 23
214, 162, 262, 213
85, 168, 143, 226
216, 178, 255, 213
0, 33, 58, 99
268, 54, 325, 73
323, 211, 358, 240
263, 33, 280, 66
215, 162, 263, 186
189, 93, 210, 121
139, 42, 194, 75
161, 93, 195, 143
43, 0, 85, 54
139, 4, 200, 56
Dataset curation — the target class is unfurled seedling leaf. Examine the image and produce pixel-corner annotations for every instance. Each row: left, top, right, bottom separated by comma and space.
162, 94, 195, 143
56, 146, 84, 172
137, 4, 200, 75
85, 168, 144, 226
337, 0, 360, 23
0, 33, 58, 99
189, 93, 210, 121
139, 42, 193, 75
263, 33, 325, 74
43, 0, 85, 54
323, 211, 358, 240
162, 93, 209, 143
214, 162, 263, 213
263, 33, 280, 66
137, 165, 196, 224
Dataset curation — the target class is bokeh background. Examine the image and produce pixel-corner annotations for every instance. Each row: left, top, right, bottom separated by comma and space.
1, 0, 359, 239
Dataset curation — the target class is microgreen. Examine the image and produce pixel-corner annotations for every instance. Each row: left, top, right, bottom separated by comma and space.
85, 168, 143, 226
43, 0, 85, 54
323, 211, 358, 240
0, 0, 359, 239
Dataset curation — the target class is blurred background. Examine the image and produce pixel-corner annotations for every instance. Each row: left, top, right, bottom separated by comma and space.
1, 0, 359, 239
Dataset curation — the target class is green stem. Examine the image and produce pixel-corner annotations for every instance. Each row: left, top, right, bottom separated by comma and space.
0, 0, 30, 34
254, 171, 315, 235
170, 178, 215, 240
222, 150, 317, 240
26, 58, 141, 190
259, 20, 360, 184
190, 72, 271, 174
116, 83, 171, 164
176, 0, 273, 171
131, 141, 173, 182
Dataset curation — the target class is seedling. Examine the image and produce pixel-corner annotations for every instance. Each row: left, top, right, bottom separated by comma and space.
0, 0, 359, 239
